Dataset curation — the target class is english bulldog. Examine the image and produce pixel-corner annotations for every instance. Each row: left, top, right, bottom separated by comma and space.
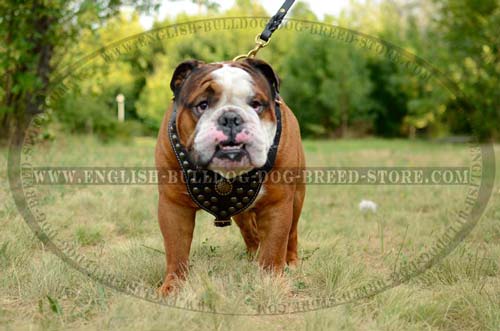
155, 58, 305, 295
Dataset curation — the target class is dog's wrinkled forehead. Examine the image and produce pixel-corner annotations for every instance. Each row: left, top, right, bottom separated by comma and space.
170, 59, 279, 106
210, 65, 253, 105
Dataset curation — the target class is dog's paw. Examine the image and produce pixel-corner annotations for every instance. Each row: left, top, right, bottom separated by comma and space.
157, 281, 178, 296
286, 257, 299, 268
246, 248, 258, 261
158, 274, 182, 296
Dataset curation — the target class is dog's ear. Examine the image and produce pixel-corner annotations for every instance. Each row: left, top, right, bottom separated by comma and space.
170, 60, 204, 97
244, 58, 280, 95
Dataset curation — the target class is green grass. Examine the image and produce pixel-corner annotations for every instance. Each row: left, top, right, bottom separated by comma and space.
1, 135, 499, 330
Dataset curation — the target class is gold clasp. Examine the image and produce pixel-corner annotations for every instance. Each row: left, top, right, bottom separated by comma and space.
233, 34, 271, 61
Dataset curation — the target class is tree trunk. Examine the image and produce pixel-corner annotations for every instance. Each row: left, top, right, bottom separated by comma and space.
340, 92, 349, 138
0, 2, 54, 145
0, 114, 10, 142
341, 112, 348, 138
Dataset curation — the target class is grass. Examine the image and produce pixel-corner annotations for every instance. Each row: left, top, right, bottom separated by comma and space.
1, 135, 499, 330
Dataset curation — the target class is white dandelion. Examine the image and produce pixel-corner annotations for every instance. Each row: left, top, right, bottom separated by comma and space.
359, 199, 377, 213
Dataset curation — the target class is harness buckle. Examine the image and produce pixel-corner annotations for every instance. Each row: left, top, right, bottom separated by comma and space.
214, 219, 232, 227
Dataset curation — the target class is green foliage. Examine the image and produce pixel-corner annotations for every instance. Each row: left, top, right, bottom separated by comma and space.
46, 295, 63, 315
1, 0, 498, 141
282, 34, 373, 137
0, 0, 159, 141
434, 0, 500, 140
75, 226, 104, 246
135, 57, 173, 131
367, 59, 409, 137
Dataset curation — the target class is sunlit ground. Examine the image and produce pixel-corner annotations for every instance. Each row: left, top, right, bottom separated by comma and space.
1, 136, 499, 330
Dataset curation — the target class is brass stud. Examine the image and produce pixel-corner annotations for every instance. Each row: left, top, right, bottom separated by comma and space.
247, 190, 254, 196
175, 143, 181, 149
179, 152, 186, 159
193, 187, 200, 194
250, 181, 258, 188
230, 197, 237, 203
172, 134, 178, 141
204, 187, 211, 193
203, 201, 210, 207
220, 211, 227, 217
237, 188, 244, 194
242, 197, 249, 203
228, 207, 235, 213
211, 206, 218, 212
190, 178, 197, 183
236, 202, 243, 208
197, 195, 205, 201
182, 161, 189, 167
215, 179, 233, 195
211, 197, 218, 203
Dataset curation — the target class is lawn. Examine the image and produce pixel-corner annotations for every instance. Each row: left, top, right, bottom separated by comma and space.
1, 136, 499, 330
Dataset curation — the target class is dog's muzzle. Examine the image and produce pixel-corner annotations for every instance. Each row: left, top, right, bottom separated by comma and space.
214, 111, 248, 161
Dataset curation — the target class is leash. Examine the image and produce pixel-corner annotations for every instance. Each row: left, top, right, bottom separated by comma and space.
233, 0, 296, 61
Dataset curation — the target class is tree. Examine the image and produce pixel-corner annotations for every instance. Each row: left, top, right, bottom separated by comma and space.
52, 11, 150, 137
343, 0, 448, 138
282, 33, 372, 137
434, 0, 500, 140
0, 0, 159, 143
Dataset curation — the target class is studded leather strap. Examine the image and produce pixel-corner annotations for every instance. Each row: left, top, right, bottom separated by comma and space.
168, 101, 282, 227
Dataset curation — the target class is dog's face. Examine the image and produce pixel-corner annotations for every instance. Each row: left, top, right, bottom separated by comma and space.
170, 59, 280, 178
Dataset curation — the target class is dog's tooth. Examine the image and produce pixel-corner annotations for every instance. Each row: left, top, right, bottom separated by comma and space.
222, 145, 242, 151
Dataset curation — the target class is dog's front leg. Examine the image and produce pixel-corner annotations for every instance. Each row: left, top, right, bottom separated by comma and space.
157, 195, 196, 295
255, 199, 294, 272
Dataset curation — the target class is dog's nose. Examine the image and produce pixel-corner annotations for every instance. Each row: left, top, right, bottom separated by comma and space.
218, 111, 243, 130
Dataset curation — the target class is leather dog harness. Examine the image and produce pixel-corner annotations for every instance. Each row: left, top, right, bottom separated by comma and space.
167, 0, 293, 227
168, 100, 282, 227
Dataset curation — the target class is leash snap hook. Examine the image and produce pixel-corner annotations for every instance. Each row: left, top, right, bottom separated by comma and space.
232, 34, 271, 61
248, 34, 271, 57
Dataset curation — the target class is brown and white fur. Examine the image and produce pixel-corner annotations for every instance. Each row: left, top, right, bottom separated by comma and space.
155, 58, 306, 295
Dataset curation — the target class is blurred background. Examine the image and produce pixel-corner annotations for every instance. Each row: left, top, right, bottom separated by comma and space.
1, 0, 498, 143
2, 2, 500, 329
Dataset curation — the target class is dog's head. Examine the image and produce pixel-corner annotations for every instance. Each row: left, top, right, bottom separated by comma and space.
170, 59, 280, 178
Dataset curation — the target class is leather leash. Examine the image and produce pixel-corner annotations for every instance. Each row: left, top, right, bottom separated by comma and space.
233, 0, 296, 61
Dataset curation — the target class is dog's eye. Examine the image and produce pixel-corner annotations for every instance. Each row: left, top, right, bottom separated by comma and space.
250, 100, 263, 113
194, 100, 209, 113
